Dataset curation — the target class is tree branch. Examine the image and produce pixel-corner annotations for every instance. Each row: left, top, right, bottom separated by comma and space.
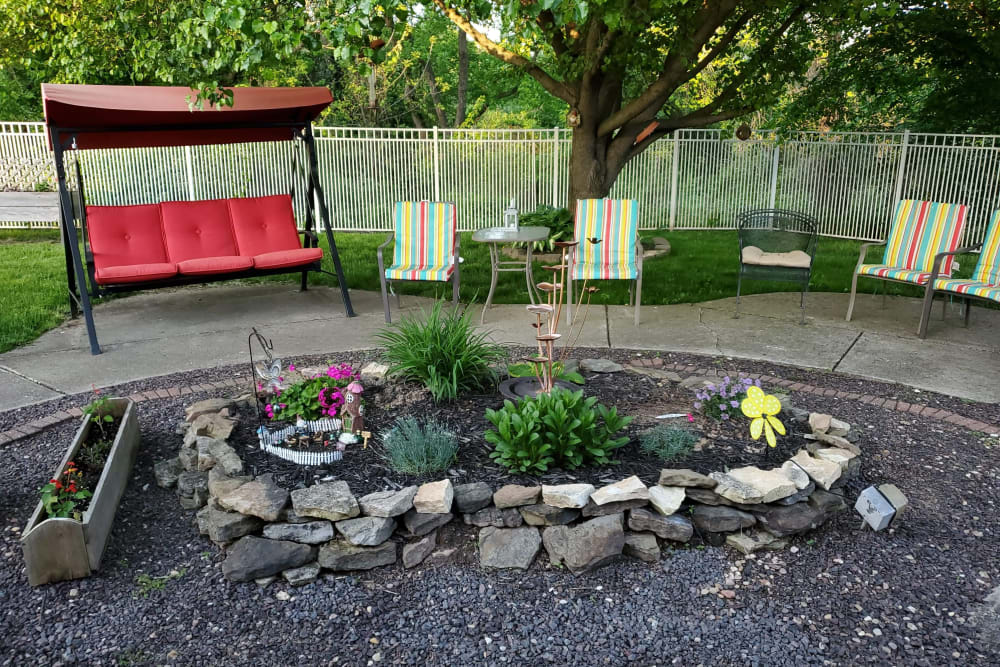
432, 0, 576, 103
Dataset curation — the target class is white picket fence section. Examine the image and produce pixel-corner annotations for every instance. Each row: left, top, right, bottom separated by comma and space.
3, 123, 1000, 243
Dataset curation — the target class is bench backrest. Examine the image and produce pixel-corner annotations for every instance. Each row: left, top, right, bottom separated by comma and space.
161, 199, 238, 262
86, 203, 169, 269
882, 200, 967, 275
229, 195, 301, 256
573, 198, 638, 278
392, 201, 456, 269
974, 210, 1000, 285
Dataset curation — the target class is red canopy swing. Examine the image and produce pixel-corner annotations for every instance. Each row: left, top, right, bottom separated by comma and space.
43, 83, 355, 355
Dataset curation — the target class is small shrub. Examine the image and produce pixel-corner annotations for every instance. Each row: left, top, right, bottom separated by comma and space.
639, 425, 699, 461
485, 387, 632, 474
507, 360, 584, 385
694, 376, 760, 421
518, 205, 573, 252
377, 301, 505, 402
381, 417, 459, 475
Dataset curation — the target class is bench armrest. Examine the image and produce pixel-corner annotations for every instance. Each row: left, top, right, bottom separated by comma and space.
300, 229, 319, 244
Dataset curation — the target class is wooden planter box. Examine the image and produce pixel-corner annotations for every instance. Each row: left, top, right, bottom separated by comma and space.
21, 397, 140, 586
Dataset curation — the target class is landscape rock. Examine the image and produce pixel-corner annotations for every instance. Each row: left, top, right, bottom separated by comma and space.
336, 516, 396, 546
199, 505, 262, 544
195, 437, 243, 475
154, 458, 183, 488
828, 417, 851, 437
808, 489, 848, 514
590, 476, 648, 505
775, 479, 815, 506
185, 398, 235, 422
178, 446, 199, 472
221, 536, 314, 582
177, 471, 209, 509
726, 531, 788, 555
519, 504, 580, 526
647, 486, 686, 516
628, 508, 693, 542
359, 486, 417, 518
453, 482, 493, 513
290, 481, 359, 521
712, 466, 798, 504
463, 507, 523, 528
815, 447, 858, 472
263, 521, 335, 545
318, 540, 396, 571
790, 450, 842, 490
402, 532, 437, 568
808, 412, 832, 434
541, 514, 625, 574
691, 505, 756, 533
579, 358, 624, 373
413, 479, 454, 514
493, 484, 540, 509
623, 532, 660, 563
219, 477, 289, 522
780, 460, 812, 490
541, 484, 595, 509
806, 431, 861, 455
282, 562, 320, 587
479, 526, 542, 569
207, 467, 251, 499
359, 361, 389, 384
785, 405, 810, 424
753, 501, 833, 537
658, 469, 717, 488
403, 509, 454, 536
188, 412, 237, 441
580, 498, 648, 517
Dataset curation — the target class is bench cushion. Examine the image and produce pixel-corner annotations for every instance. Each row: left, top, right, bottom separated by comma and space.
742, 245, 811, 269
95, 262, 177, 285
177, 256, 254, 276
253, 247, 323, 270
229, 195, 303, 256
161, 199, 238, 262
87, 203, 169, 276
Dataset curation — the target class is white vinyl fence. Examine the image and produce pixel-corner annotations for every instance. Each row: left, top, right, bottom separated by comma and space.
3, 123, 1000, 244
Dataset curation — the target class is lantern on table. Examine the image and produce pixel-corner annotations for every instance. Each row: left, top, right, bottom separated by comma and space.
504, 198, 519, 230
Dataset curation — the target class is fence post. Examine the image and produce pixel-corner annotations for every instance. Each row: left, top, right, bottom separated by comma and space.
768, 141, 780, 209
892, 130, 910, 205
432, 126, 440, 201
184, 146, 196, 200
668, 130, 680, 231
552, 127, 560, 207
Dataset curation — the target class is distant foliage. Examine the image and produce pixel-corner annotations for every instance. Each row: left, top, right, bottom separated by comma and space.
381, 417, 459, 475
639, 425, 699, 461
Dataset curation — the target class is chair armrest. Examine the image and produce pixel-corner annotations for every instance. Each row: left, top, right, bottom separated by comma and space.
927, 243, 983, 282
635, 237, 644, 270
854, 241, 885, 271
300, 229, 319, 243
377, 233, 394, 271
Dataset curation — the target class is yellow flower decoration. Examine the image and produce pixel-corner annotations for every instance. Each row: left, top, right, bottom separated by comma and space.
740, 386, 786, 447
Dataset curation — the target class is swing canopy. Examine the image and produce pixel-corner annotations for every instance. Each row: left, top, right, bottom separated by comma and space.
42, 83, 333, 150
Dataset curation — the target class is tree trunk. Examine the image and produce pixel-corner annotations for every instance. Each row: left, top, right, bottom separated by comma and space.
567, 121, 616, 216
455, 27, 468, 126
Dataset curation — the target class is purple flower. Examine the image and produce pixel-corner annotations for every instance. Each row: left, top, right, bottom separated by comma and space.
693, 402, 702, 410
719, 404, 728, 411
723, 376, 731, 384
730, 400, 739, 408
754, 379, 761, 387
720, 413, 730, 421
696, 392, 706, 401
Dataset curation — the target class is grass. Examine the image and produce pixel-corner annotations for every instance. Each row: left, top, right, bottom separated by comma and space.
0, 228, 984, 353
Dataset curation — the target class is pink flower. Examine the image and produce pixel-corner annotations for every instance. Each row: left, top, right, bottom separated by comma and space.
347, 382, 363, 394
687, 413, 694, 423
289, 364, 296, 371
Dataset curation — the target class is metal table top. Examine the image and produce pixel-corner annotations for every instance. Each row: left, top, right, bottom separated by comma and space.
472, 226, 550, 244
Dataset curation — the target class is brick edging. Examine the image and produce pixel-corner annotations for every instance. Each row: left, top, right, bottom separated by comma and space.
2, 364, 998, 447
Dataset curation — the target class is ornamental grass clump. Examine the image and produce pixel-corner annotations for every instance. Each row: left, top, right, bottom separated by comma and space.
485, 386, 632, 474
376, 300, 505, 402
639, 425, 700, 461
381, 417, 459, 475
694, 376, 760, 422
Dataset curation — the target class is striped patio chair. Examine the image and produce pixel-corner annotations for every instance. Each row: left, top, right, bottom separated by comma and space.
918, 209, 1000, 338
568, 198, 642, 325
377, 200, 459, 323
845, 199, 968, 324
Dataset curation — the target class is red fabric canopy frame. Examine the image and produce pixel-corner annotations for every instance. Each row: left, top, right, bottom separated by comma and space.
42, 84, 332, 150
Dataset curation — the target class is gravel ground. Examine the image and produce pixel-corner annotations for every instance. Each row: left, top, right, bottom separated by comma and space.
1, 353, 998, 665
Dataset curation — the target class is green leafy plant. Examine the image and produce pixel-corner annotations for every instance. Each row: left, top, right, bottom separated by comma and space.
134, 568, 186, 598
376, 301, 505, 402
517, 205, 574, 252
507, 360, 584, 385
639, 425, 700, 461
82, 389, 116, 442
485, 387, 632, 474
381, 417, 459, 474
263, 363, 360, 421
39, 462, 92, 520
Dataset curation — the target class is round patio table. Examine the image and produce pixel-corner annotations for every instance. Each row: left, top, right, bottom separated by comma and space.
472, 226, 550, 323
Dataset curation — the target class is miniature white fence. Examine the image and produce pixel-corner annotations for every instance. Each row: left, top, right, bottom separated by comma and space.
3, 123, 999, 244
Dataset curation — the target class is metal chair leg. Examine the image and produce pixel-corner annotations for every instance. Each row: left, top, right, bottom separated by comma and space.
964, 298, 972, 327
917, 284, 936, 339
941, 295, 947, 320
634, 272, 642, 326
735, 272, 742, 319
846, 271, 860, 321
799, 280, 809, 325
300, 270, 308, 291
379, 272, 392, 324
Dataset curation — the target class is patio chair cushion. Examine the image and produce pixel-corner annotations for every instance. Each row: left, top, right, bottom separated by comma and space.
161, 199, 239, 263
971, 210, 1000, 286
253, 247, 323, 270
857, 264, 932, 285
177, 256, 254, 276
94, 262, 178, 285
86, 203, 171, 280
229, 195, 304, 257
572, 198, 639, 280
741, 245, 812, 269
882, 199, 967, 275
390, 201, 456, 281
931, 278, 1000, 303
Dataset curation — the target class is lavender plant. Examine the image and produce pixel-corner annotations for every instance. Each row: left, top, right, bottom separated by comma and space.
693, 376, 761, 422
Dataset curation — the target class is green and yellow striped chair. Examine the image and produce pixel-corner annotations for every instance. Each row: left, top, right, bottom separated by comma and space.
568, 198, 642, 325
846, 199, 968, 324
918, 209, 1000, 338
377, 200, 459, 323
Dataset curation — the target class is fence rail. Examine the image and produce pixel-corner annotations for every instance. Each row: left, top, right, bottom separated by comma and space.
2, 123, 999, 244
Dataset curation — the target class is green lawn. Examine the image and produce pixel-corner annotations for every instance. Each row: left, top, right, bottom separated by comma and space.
0, 228, 980, 354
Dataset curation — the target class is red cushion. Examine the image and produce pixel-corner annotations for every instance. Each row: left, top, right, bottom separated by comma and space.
177, 256, 254, 276
86, 204, 168, 275
229, 195, 302, 257
253, 247, 323, 270
94, 262, 177, 285
161, 199, 238, 262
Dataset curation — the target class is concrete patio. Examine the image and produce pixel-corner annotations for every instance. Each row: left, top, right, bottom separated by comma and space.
1, 284, 998, 411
